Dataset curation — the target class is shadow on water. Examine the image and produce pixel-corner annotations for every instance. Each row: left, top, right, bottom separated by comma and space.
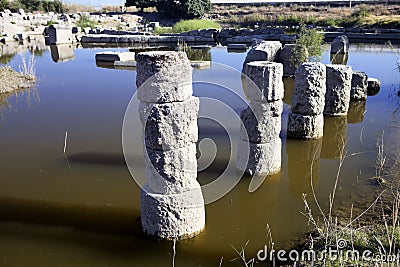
0, 196, 141, 236
67, 152, 126, 166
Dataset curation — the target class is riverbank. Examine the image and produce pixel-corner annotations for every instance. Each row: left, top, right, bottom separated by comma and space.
0, 66, 36, 93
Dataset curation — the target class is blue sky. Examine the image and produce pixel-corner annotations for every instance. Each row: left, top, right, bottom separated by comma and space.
65, 0, 125, 7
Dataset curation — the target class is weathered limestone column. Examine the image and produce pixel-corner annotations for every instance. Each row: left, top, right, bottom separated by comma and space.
287, 62, 326, 139
330, 35, 349, 55
323, 64, 352, 116
238, 61, 283, 176
278, 44, 309, 78
242, 41, 282, 72
136, 51, 205, 240
351, 71, 368, 100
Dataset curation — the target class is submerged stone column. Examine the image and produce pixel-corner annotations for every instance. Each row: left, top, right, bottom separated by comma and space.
136, 51, 205, 240
238, 61, 283, 176
324, 64, 352, 116
287, 62, 326, 139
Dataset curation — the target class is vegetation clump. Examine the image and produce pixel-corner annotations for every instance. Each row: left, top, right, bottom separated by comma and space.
153, 19, 220, 34
76, 14, 97, 29
0, 0, 63, 13
126, 0, 211, 19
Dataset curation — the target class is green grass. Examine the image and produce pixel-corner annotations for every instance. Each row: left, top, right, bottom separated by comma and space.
153, 19, 220, 34
76, 15, 97, 29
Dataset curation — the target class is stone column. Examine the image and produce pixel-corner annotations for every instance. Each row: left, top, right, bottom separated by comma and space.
287, 62, 326, 139
324, 64, 352, 116
351, 71, 368, 100
238, 61, 283, 176
242, 41, 282, 73
136, 51, 205, 240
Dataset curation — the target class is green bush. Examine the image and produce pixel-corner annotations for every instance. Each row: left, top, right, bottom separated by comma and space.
157, 0, 211, 19
153, 19, 220, 34
173, 19, 220, 32
0, 0, 7, 11
295, 25, 325, 61
76, 15, 96, 29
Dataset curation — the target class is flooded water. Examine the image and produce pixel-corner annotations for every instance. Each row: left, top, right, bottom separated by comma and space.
0, 40, 399, 266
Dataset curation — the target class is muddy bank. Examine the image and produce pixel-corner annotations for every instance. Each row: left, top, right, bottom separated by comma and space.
0, 67, 36, 93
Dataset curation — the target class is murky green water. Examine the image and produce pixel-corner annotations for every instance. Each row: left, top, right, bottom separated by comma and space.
0, 40, 399, 266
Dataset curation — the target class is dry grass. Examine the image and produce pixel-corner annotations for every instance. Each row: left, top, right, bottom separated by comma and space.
0, 54, 36, 94
211, 4, 400, 28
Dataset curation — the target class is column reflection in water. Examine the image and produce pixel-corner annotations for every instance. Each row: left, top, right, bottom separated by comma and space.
283, 78, 295, 106
347, 100, 366, 124
321, 116, 347, 159
286, 139, 322, 199
50, 44, 75, 63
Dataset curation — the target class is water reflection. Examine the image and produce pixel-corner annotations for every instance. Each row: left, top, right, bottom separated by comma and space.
330, 53, 348, 65
287, 139, 321, 199
0, 36, 48, 64
50, 44, 75, 63
283, 78, 295, 105
347, 100, 366, 124
321, 116, 347, 159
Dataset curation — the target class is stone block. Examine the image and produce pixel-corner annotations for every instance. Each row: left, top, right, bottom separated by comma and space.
351, 71, 368, 100
144, 143, 198, 194
141, 183, 205, 240
139, 97, 199, 150
236, 138, 282, 176
47, 25, 73, 44
324, 64, 352, 116
243, 41, 282, 68
240, 100, 282, 143
331, 35, 349, 54
95, 51, 135, 62
136, 51, 193, 103
243, 61, 284, 102
291, 62, 326, 115
367, 77, 381, 96
287, 113, 324, 139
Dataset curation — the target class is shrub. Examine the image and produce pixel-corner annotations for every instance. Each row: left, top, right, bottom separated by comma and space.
0, 0, 7, 11
173, 19, 220, 32
153, 19, 220, 34
76, 14, 96, 29
157, 0, 211, 19
295, 25, 325, 61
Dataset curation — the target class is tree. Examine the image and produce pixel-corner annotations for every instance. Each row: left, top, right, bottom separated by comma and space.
125, 0, 158, 11
157, 0, 211, 19
0, 0, 8, 11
